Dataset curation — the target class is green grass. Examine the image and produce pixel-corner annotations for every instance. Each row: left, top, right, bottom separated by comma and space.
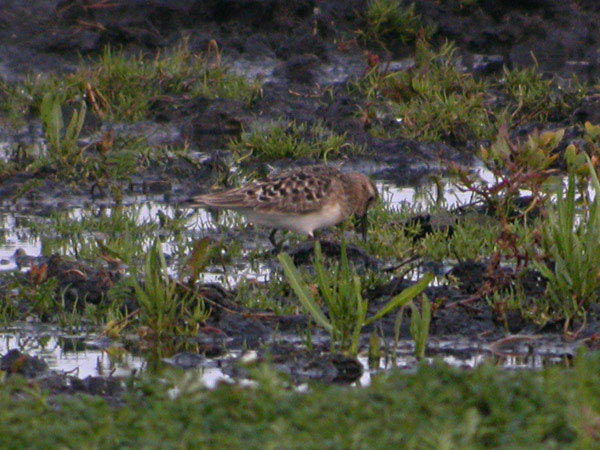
279, 240, 433, 355
351, 41, 585, 145
234, 277, 299, 315
3, 352, 600, 448
498, 65, 574, 125
534, 159, 600, 329
360, 0, 436, 49
0, 112, 192, 186
228, 120, 364, 162
128, 239, 210, 340
0, 41, 263, 182
353, 41, 493, 142
360, 190, 501, 263
0, 40, 262, 127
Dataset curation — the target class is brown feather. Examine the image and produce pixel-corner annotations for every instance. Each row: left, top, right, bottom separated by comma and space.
186, 165, 378, 238
190, 166, 340, 214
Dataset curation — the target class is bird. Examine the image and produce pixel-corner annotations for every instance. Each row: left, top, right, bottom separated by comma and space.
185, 165, 378, 247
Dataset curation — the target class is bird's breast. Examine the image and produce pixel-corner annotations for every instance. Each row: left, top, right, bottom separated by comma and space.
239, 202, 345, 235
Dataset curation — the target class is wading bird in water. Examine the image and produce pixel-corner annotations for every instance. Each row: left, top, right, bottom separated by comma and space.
186, 165, 378, 247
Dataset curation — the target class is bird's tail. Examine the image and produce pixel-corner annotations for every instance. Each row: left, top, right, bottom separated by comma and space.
181, 192, 245, 209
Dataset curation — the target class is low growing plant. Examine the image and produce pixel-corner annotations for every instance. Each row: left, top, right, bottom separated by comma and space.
534, 157, 600, 332
360, 0, 435, 49
352, 41, 492, 143
40, 93, 86, 169
410, 294, 431, 359
129, 239, 210, 341
499, 65, 571, 125
455, 126, 563, 227
278, 240, 433, 355
1, 40, 263, 126
229, 120, 363, 162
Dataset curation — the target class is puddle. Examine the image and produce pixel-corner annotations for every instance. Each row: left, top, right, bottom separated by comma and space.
0, 164, 522, 297
0, 170, 487, 270
0, 323, 578, 386
0, 324, 145, 378
0, 212, 42, 271
356, 337, 577, 386
1, 167, 569, 388
0, 324, 235, 387
0, 200, 275, 287
379, 163, 497, 211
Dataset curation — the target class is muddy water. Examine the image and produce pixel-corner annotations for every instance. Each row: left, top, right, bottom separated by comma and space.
0, 168, 496, 273
0, 212, 41, 271
0, 324, 144, 378
0, 324, 577, 384
3, 167, 563, 385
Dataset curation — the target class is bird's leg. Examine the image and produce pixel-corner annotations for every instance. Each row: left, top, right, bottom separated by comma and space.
311, 230, 320, 243
269, 229, 281, 251
358, 213, 368, 241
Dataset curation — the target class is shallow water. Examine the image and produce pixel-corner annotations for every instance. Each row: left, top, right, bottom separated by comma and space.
0, 169, 494, 273
1, 167, 565, 386
0, 212, 42, 271
0, 324, 577, 384
356, 336, 576, 385
0, 324, 237, 387
0, 324, 144, 378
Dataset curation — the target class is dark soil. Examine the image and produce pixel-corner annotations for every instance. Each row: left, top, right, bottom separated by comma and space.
3, 0, 599, 198
3, 0, 599, 78
1, 0, 600, 389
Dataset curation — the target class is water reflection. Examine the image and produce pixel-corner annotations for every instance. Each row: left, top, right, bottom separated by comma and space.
0, 324, 577, 386
0, 175, 468, 273
0, 324, 144, 378
356, 337, 576, 386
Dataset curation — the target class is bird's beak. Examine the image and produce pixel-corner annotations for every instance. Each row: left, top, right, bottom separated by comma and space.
358, 213, 368, 240
179, 197, 198, 207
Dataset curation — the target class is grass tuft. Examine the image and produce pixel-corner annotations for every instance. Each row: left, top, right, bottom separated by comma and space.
278, 240, 432, 355
229, 120, 364, 161
360, 0, 436, 49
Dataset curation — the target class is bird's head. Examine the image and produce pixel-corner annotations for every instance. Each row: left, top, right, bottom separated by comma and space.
343, 172, 379, 239
344, 171, 378, 216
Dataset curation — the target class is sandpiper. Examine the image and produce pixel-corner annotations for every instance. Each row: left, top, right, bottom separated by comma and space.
186, 165, 378, 246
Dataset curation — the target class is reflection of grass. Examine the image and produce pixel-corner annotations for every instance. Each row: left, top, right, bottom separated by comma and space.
2, 351, 600, 447
28, 205, 184, 263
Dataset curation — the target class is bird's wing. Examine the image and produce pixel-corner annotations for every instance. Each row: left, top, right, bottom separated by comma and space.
190, 166, 340, 214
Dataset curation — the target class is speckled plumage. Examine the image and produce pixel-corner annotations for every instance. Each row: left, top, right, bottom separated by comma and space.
187, 165, 378, 238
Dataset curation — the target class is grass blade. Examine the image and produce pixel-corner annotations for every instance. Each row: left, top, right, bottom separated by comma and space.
278, 253, 332, 332
365, 273, 433, 326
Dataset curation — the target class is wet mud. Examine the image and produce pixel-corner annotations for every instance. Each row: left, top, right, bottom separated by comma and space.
2, 0, 600, 392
